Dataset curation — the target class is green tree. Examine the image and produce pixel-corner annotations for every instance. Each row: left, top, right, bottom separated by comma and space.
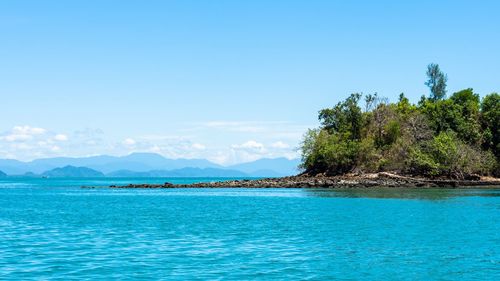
318, 93, 363, 140
425, 63, 447, 100
299, 129, 322, 173
396, 93, 416, 117
419, 98, 458, 134
481, 93, 500, 159
419, 89, 481, 144
449, 89, 481, 144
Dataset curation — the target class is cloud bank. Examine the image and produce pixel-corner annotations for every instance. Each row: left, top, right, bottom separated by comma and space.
0, 122, 305, 165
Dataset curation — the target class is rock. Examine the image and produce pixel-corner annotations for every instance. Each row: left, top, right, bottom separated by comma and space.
464, 174, 481, 181
99, 173, 500, 189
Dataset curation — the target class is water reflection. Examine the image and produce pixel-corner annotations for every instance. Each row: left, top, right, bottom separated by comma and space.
304, 188, 500, 200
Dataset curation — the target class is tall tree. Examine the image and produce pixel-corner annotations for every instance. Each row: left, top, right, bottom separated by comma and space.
318, 93, 363, 140
425, 63, 448, 100
481, 93, 500, 159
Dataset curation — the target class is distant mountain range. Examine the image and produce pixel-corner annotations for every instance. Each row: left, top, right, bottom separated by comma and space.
107, 167, 251, 178
0, 153, 301, 178
0, 153, 219, 174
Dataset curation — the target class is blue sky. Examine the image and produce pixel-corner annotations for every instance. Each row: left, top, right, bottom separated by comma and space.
1, 0, 499, 164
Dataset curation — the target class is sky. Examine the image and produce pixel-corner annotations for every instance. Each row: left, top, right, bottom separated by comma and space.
1, 0, 499, 164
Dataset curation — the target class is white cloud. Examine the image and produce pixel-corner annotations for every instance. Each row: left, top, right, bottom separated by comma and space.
13, 126, 46, 135
53, 134, 68, 141
122, 138, 136, 146
192, 143, 206, 150
149, 145, 162, 153
0, 125, 48, 142
231, 140, 265, 150
193, 121, 313, 145
207, 139, 300, 165
0, 125, 70, 160
51, 145, 61, 152
225, 140, 269, 164
271, 141, 290, 149
0, 123, 304, 164
2, 134, 32, 142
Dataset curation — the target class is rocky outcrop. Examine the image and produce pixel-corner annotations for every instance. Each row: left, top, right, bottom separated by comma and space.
103, 172, 500, 189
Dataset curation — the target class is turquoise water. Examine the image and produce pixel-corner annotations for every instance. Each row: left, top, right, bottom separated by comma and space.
0, 178, 499, 280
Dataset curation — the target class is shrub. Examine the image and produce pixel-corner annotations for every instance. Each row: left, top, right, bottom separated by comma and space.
407, 145, 441, 176
406, 132, 496, 178
300, 129, 360, 175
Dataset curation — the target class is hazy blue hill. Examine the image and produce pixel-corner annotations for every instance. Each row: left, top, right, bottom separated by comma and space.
93, 153, 222, 173
106, 170, 151, 177
0, 159, 33, 175
167, 167, 248, 177
30, 154, 168, 173
0, 157, 114, 174
0, 153, 223, 175
42, 166, 105, 178
23, 172, 39, 177
121, 153, 218, 168
0, 154, 299, 177
31, 155, 116, 169
107, 167, 249, 178
0, 170, 6, 177
228, 158, 300, 176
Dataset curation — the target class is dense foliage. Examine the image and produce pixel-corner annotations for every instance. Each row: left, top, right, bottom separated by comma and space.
301, 65, 499, 178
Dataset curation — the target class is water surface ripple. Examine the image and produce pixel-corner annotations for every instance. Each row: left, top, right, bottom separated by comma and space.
0, 178, 499, 280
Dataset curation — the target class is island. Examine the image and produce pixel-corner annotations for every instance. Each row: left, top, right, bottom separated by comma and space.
104, 64, 500, 189
43, 166, 105, 178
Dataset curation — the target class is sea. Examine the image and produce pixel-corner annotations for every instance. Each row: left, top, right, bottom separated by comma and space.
0, 177, 499, 280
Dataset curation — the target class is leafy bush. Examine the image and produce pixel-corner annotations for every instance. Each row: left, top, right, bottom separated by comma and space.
300, 129, 360, 175
407, 145, 441, 176
407, 132, 495, 178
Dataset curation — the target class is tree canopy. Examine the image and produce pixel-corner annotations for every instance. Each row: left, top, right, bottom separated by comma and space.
300, 65, 499, 178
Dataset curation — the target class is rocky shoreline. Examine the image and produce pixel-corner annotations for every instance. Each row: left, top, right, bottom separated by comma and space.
100, 172, 500, 189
